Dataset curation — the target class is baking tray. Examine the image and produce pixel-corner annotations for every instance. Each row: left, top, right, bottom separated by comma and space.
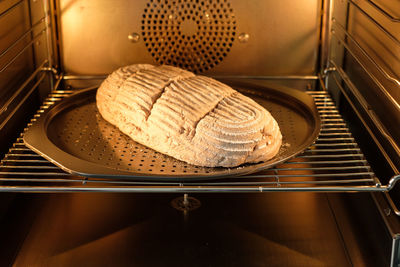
24, 80, 321, 181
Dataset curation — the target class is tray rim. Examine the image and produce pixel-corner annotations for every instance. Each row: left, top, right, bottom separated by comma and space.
23, 81, 321, 181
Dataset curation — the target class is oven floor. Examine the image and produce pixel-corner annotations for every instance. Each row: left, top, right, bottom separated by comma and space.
1, 192, 390, 266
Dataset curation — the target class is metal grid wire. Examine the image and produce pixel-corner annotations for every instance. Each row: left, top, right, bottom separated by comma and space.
0, 88, 391, 193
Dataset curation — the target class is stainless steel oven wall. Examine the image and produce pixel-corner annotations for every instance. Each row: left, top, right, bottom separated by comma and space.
57, 0, 321, 78
328, 0, 400, 176
0, 0, 51, 155
0, 1, 33, 99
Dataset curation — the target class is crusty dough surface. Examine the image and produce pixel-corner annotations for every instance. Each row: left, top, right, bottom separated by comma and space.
96, 64, 282, 167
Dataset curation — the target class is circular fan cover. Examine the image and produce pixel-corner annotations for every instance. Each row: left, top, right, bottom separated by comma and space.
141, 0, 237, 73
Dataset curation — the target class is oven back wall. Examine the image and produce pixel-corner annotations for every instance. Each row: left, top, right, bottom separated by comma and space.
57, 0, 321, 77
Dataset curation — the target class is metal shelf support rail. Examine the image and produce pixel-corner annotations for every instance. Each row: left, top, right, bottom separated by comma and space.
330, 58, 400, 163
331, 61, 400, 216
328, 11, 400, 165
364, 0, 400, 23
0, 80, 399, 193
345, 0, 400, 46
329, 33, 400, 159
0, 0, 50, 73
325, 0, 400, 88
331, 19, 400, 88
0, 17, 47, 62
0, 0, 25, 19
0, 60, 48, 116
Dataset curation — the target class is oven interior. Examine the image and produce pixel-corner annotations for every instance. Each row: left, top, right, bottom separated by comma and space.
0, 0, 400, 266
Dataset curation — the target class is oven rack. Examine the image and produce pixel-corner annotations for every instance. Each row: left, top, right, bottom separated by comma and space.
1, 85, 399, 193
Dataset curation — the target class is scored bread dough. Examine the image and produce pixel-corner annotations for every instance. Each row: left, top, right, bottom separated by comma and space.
96, 64, 282, 167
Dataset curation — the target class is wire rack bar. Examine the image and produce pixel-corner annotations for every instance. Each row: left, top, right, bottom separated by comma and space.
0, 177, 375, 185
0, 185, 395, 193
0, 85, 394, 192
61, 75, 320, 81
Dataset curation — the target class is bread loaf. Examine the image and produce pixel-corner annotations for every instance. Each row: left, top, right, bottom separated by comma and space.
96, 64, 282, 167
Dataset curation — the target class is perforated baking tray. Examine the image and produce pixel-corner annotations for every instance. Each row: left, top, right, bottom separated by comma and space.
24, 80, 321, 181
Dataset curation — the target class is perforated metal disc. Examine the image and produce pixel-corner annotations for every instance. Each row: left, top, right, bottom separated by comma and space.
141, 0, 236, 73
24, 81, 320, 181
